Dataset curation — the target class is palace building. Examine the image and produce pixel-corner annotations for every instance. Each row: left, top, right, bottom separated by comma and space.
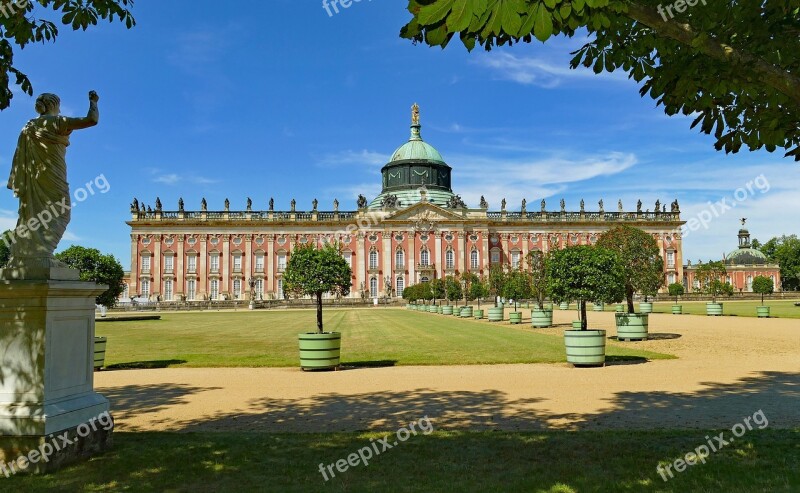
683, 221, 781, 292
125, 106, 686, 302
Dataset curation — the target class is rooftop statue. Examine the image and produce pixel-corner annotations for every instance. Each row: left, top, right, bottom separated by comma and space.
357, 194, 367, 209
560, 199, 565, 212
655, 199, 661, 212
501, 198, 506, 210
224, 198, 230, 211
599, 199, 604, 212
411, 102, 420, 125
521, 198, 527, 212
291, 199, 296, 212
155, 197, 162, 212
541, 199, 546, 212
178, 197, 184, 212
201, 198, 207, 211
269, 197, 274, 211
618, 199, 623, 212
4, 91, 99, 278
131, 198, 139, 213
333, 199, 339, 211
312, 198, 318, 211
637, 200, 642, 213
580, 199, 585, 212
480, 196, 488, 209
246, 197, 252, 211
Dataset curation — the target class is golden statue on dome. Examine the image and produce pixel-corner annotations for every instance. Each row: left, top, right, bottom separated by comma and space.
411, 102, 420, 125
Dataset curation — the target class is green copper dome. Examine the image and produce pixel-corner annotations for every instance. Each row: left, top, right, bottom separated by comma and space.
389, 126, 445, 163
369, 104, 456, 210
725, 227, 769, 265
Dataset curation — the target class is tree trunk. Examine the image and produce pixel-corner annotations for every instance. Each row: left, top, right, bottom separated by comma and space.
580, 300, 587, 330
627, 285, 635, 313
316, 292, 323, 333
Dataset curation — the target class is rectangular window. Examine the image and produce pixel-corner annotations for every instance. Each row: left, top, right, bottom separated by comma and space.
343, 252, 352, 268
255, 255, 265, 272
164, 280, 173, 301
369, 251, 378, 269
255, 279, 264, 299
278, 254, 287, 271
511, 252, 520, 269
233, 256, 242, 272
233, 279, 242, 299
370, 278, 378, 298
396, 277, 405, 297
446, 251, 455, 269
491, 251, 500, 264
667, 251, 675, 268
141, 256, 151, 273
164, 256, 174, 273
187, 279, 196, 301
668, 273, 675, 284
187, 256, 197, 273
210, 255, 219, 273
420, 250, 429, 266
210, 279, 219, 300
140, 279, 150, 297
277, 279, 284, 299
471, 251, 479, 269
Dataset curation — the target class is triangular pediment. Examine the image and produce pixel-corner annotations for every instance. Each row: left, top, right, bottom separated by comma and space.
382, 201, 465, 223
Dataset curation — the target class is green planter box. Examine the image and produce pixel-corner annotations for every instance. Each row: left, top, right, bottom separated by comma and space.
473, 309, 484, 319
593, 303, 604, 312
559, 302, 570, 310
460, 306, 473, 318
672, 305, 683, 315
572, 320, 583, 330
437, 305, 444, 314
406, 304, 413, 309
639, 302, 653, 314
94, 336, 107, 371
757, 306, 770, 318
706, 302, 724, 316
615, 313, 649, 341
298, 332, 341, 370
564, 329, 606, 367
488, 306, 504, 322
531, 308, 553, 328
442, 305, 454, 315
415, 304, 425, 311
615, 305, 624, 313
428, 305, 437, 313
509, 312, 523, 324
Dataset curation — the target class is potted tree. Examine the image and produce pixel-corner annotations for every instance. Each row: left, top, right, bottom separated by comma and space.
459, 273, 479, 318
470, 274, 489, 319
503, 267, 530, 324
284, 243, 352, 370
597, 225, 664, 341
548, 245, 625, 367
442, 276, 461, 315
668, 282, 685, 314
487, 265, 507, 322
527, 250, 553, 328
430, 278, 445, 313
752, 275, 774, 318
696, 261, 732, 315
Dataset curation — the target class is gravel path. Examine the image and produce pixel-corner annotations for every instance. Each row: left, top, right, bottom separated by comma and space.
96, 309, 800, 433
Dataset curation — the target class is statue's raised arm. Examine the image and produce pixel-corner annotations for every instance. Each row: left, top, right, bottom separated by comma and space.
3, 91, 100, 280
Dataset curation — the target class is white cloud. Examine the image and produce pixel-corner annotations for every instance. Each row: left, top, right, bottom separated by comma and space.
473, 52, 626, 88
153, 174, 217, 185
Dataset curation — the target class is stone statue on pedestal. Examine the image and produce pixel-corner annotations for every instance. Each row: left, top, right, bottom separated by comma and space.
480, 196, 488, 209
269, 197, 274, 211
637, 200, 642, 213
178, 197, 184, 212
246, 197, 252, 211
357, 195, 367, 208
201, 198, 207, 211
224, 198, 230, 211
541, 199, 546, 212
618, 199, 623, 212
291, 199, 296, 212
521, 198, 527, 212
599, 199, 604, 213
312, 198, 318, 211
3, 91, 99, 279
560, 199, 565, 212
501, 198, 506, 211
580, 199, 585, 212
333, 199, 339, 211
155, 197, 162, 212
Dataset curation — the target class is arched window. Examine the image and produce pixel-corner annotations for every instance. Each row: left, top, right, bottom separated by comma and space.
369, 249, 378, 269
396, 277, 405, 297
395, 249, 405, 268
511, 251, 521, 268
370, 277, 378, 298
470, 249, 479, 269
445, 249, 455, 269
420, 249, 429, 266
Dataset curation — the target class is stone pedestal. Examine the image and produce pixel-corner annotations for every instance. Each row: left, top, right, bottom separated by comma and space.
0, 278, 112, 474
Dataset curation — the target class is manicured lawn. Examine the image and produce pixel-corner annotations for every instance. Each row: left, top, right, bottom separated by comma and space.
8, 430, 798, 492
647, 299, 800, 318
96, 308, 672, 368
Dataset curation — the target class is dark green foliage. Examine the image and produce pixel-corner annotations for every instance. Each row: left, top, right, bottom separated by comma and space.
0, 229, 11, 267
526, 250, 549, 309
0, 1, 135, 110
55, 245, 125, 308
667, 282, 684, 303
761, 235, 800, 291
597, 225, 664, 312
401, 0, 800, 160
283, 244, 352, 333
547, 245, 625, 330
695, 261, 732, 302
444, 275, 462, 303
752, 275, 774, 305
502, 268, 531, 311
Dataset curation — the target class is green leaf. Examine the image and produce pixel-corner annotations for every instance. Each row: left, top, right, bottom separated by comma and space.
533, 4, 553, 42
448, 0, 473, 32
418, 0, 455, 25
501, 2, 522, 35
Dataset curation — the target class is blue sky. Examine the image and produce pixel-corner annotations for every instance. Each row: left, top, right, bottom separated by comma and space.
0, 1, 797, 268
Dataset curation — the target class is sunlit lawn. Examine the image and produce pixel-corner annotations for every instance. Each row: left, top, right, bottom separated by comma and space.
96, 308, 673, 368
647, 299, 800, 318
9, 430, 798, 492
